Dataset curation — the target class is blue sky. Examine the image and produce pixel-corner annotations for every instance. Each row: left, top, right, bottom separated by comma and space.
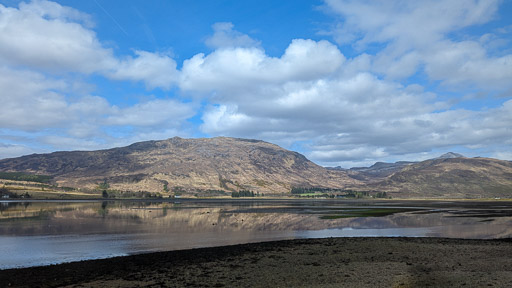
0, 0, 511, 167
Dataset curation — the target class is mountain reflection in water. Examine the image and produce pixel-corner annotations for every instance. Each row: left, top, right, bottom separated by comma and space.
1, 199, 511, 269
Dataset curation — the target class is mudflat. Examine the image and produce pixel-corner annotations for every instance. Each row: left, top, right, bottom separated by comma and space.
1, 237, 511, 287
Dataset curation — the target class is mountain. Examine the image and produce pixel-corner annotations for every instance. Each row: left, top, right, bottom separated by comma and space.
1, 140, 510, 199
435, 152, 465, 159
340, 152, 464, 181
331, 152, 464, 182
345, 161, 417, 180
367, 157, 512, 198
0, 137, 358, 195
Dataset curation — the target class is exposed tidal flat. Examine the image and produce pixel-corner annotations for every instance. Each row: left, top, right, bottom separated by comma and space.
1, 199, 512, 287
1, 237, 512, 287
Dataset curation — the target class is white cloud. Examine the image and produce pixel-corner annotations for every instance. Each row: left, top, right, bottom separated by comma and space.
0, 0, 179, 89
306, 99, 512, 166
324, 0, 512, 88
0, 64, 194, 128
180, 39, 344, 93
107, 51, 179, 90
325, 0, 499, 47
191, 30, 512, 166
205, 22, 261, 49
0, 64, 195, 157
0, 0, 114, 73
198, 66, 444, 155
200, 105, 252, 135
19, 0, 94, 27
0, 66, 69, 130
424, 40, 512, 88
492, 152, 512, 161
200, 70, 438, 133
68, 95, 112, 116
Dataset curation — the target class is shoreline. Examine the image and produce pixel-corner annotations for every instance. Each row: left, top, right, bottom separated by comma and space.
3, 197, 512, 202
1, 237, 512, 287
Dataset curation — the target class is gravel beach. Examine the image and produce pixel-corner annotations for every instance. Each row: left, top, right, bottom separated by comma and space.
1, 237, 512, 287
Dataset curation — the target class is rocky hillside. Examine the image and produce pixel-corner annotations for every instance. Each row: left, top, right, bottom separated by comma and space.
1, 138, 511, 198
0, 137, 358, 195
367, 157, 512, 198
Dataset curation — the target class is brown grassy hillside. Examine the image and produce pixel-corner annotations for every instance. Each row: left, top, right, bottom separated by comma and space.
369, 157, 512, 198
0, 137, 358, 195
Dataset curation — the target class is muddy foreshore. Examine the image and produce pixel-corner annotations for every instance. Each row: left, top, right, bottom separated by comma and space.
1, 237, 512, 287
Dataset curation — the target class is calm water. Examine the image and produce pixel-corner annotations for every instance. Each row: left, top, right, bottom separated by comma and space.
1, 199, 512, 269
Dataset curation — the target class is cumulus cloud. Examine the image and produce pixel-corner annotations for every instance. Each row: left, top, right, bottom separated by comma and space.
180, 39, 345, 93
0, 63, 195, 158
324, 0, 512, 88
0, 0, 114, 73
0, 66, 69, 130
0, 64, 195, 134
195, 57, 438, 138
0, 0, 179, 89
107, 51, 179, 90
425, 40, 512, 88
197, 68, 453, 163
189, 20, 512, 166
325, 0, 498, 47
307, 100, 512, 166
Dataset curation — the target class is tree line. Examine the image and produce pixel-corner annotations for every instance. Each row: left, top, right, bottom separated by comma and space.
231, 190, 264, 198
0, 172, 53, 183
291, 187, 390, 199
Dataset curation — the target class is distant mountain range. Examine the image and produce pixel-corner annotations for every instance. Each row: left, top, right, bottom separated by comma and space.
369, 156, 512, 198
330, 161, 417, 180
0, 137, 510, 198
332, 152, 512, 198
328, 152, 466, 181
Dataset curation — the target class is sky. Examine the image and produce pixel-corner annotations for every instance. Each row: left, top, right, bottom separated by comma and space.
0, 0, 511, 168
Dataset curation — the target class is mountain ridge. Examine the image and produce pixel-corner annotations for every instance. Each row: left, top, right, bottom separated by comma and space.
328, 152, 465, 181
0, 138, 511, 199
365, 156, 512, 198
0, 137, 358, 195
436, 152, 465, 159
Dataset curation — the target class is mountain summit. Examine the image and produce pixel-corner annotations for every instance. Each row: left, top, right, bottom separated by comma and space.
436, 152, 465, 159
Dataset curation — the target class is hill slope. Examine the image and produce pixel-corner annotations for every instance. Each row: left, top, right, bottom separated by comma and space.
0, 137, 358, 195
368, 157, 512, 198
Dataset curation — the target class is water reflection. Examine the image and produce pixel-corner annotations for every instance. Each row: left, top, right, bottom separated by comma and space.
1, 200, 512, 269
